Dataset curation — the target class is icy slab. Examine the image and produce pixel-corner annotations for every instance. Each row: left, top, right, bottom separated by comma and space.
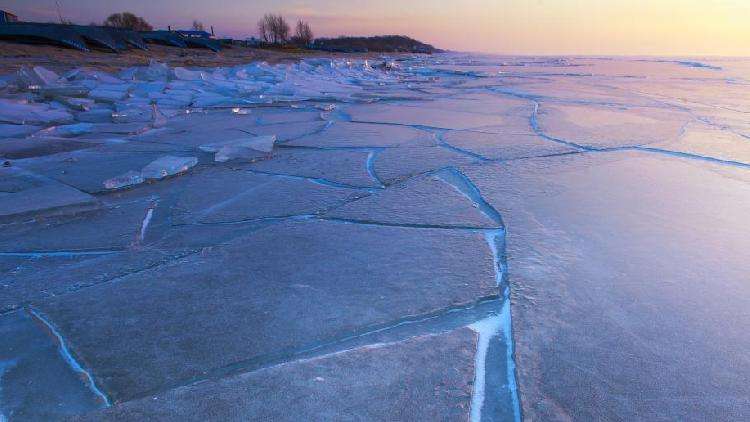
536, 103, 689, 148
76, 108, 116, 123
461, 152, 750, 420
0, 248, 196, 314
0, 198, 159, 253
0, 137, 94, 160
103, 170, 145, 190
325, 171, 499, 228
140, 155, 198, 180
347, 103, 507, 130
16, 66, 61, 87
88, 85, 131, 103
374, 146, 477, 185
406, 94, 534, 116
0, 99, 73, 125
167, 169, 361, 225
131, 112, 260, 148
75, 328, 476, 421
54, 97, 95, 111
0, 167, 97, 222
84, 122, 149, 135
499, 78, 661, 107
150, 103, 168, 128
37, 219, 497, 401
16, 150, 168, 193
127, 60, 169, 81
34, 122, 94, 138
2, 54, 750, 421
254, 110, 321, 125
287, 121, 435, 148
201, 135, 277, 154
37, 85, 92, 100
249, 149, 381, 188
173, 67, 206, 81
442, 130, 578, 160
246, 120, 327, 142
0, 124, 42, 139
651, 122, 750, 165
0, 311, 106, 420
200, 135, 277, 162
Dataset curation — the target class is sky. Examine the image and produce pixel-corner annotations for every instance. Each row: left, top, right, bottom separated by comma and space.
2, 0, 749, 56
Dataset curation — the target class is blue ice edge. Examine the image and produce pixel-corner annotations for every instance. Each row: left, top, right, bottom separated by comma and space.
28, 308, 111, 407
435, 167, 521, 421
468, 229, 521, 422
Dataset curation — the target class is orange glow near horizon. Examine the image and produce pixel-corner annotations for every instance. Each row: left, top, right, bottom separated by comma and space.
311, 0, 750, 56
7, 0, 750, 56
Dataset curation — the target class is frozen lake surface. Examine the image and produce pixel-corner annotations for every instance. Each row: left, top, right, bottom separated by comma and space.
1, 54, 750, 421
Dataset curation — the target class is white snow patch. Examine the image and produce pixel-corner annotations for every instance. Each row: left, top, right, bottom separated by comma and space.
484, 229, 505, 287
140, 207, 155, 242
468, 297, 521, 422
500, 294, 522, 422
469, 314, 502, 422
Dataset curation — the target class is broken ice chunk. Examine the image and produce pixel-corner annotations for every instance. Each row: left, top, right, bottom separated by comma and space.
213, 146, 259, 162
16, 66, 60, 89
141, 156, 198, 180
89, 87, 129, 102
192, 93, 236, 107
0, 99, 74, 125
103, 170, 145, 190
241, 135, 276, 153
56, 97, 95, 111
200, 135, 277, 154
36, 123, 94, 137
78, 108, 116, 123
39, 86, 91, 99
173, 67, 206, 81
111, 107, 150, 123
131, 60, 170, 81
0, 124, 42, 138
151, 103, 168, 128
200, 135, 276, 162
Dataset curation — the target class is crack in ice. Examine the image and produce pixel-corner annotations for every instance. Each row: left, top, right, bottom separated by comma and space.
27, 308, 111, 407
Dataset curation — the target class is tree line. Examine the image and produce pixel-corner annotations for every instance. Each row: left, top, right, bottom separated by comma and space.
257, 14, 314, 46
98, 12, 314, 46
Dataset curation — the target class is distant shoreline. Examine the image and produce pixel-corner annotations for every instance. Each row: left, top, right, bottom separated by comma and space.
0, 41, 427, 74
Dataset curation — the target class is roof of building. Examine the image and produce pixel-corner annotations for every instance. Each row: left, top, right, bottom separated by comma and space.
175, 30, 211, 38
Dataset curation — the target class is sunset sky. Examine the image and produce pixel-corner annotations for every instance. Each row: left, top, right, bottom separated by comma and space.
3, 0, 749, 56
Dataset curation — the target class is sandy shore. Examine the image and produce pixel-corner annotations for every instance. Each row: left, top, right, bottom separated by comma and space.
0, 41, 382, 74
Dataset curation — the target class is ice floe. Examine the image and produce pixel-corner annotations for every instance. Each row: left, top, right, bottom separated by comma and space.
141, 155, 198, 180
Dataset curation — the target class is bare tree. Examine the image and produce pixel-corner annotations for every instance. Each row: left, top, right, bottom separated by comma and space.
103, 12, 153, 31
258, 15, 271, 42
292, 19, 313, 46
274, 15, 290, 43
258, 14, 289, 44
104, 12, 151, 31
192, 20, 205, 31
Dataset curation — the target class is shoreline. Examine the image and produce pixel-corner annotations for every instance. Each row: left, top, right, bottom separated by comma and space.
0, 41, 420, 74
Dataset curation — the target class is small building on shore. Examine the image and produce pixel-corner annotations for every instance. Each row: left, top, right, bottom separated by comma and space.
0, 10, 19, 23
